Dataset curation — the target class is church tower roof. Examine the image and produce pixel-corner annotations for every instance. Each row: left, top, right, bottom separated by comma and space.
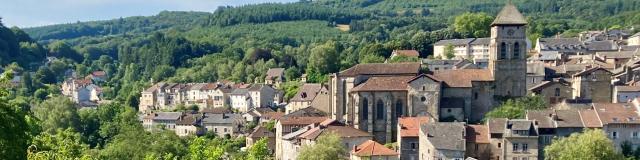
491, 3, 527, 26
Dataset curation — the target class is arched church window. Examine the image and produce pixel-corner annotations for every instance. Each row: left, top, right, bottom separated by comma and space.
395, 100, 403, 117
362, 98, 369, 120
500, 42, 507, 59
376, 100, 384, 120
514, 42, 521, 59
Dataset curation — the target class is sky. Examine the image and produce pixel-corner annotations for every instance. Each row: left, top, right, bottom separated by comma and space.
0, 0, 298, 28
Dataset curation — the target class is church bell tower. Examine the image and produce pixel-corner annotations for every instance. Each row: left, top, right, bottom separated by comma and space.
489, 3, 528, 97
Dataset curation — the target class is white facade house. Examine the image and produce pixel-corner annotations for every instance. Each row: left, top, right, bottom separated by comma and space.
614, 86, 640, 103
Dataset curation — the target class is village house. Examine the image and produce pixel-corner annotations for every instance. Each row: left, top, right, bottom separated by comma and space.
281, 119, 373, 160
243, 107, 276, 123
351, 140, 400, 160
202, 113, 243, 137
286, 83, 325, 114
613, 85, 640, 103
85, 70, 107, 82
175, 113, 205, 137
488, 118, 539, 160
528, 79, 572, 104
139, 82, 237, 113
397, 117, 429, 160
142, 112, 182, 131
629, 32, 640, 46
265, 68, 285, 88
464, 124, 491, 160
61, 78, 102, 103
593, 102, 640, 150
275, 116, 328, 160
571, 67, 613, 102
230, 88, 252, 112
247, 126, 276, 154
248, 84, 279, 108
418, 122, 466, 160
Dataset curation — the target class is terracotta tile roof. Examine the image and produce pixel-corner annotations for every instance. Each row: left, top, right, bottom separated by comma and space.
278, 116, 328, 125
465, 125, 490, 144
352, 140, 399, 157
339, 63, 421, 77
398, 117, 429, 137
392, 50, 420, 57
491, 3, 527, 26
579, 109, 603, 128
202, 83, 219, 90
350, 76, 414, 92
290, 83, 323, 102
91, 71, 106, 77
261, 111, 285, 121
593, 103, 640, 124
432, 69, 493, 88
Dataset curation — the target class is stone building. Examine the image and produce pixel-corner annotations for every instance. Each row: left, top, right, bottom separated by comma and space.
397, 117, 429, 160
265, 68, 285, 88
571, 67, 613, 102
275, 116, 328, 160
418, 122, 466, 160
528, 79, 572, 104
465, 125, 492, 160
488, 119, 538, 160
286, 83, 325, 114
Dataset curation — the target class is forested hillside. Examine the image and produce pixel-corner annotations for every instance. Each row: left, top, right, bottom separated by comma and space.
1, 0, 640, 159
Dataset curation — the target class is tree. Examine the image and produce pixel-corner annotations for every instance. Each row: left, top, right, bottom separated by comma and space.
33, 96, 81, 133
453, 12, 493, 38
188, 137, 224, 160
298, 132, 346, 160
0, 71, 31, 160
247, 138, 270, 160
484, 95, 546, 121
28, 128, 89, 159
306, 41, 339, 82
444, 44, 455, 59
545, 129, 624, 160
389, 55, 420, 63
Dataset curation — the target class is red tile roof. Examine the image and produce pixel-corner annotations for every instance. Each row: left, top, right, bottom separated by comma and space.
350, 76, 414, 92
398, 117, 429, 137
593, 103, 640, 124
339, 63, 421, 77
465, 125, 490, 144
352, 140, 399, 157
579, 109, 603, 128
432, 69, 493, 87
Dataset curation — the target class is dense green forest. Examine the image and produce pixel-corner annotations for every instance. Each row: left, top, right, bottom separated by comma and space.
1, 0, 640, 159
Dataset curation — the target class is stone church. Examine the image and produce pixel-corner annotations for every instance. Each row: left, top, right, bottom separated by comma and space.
327, 3, 528, 143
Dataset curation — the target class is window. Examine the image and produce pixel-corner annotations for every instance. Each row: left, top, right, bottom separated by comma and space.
224, 128, 228, 133
396, 100, 403, 117
411, 143, 416, 149
474, 92, 478, 100
362, 98, 369, 120
612, 132, 618, 139
376, 100, 385, 120
514, 42, 521, 59
522, 157, 528, 160
500, 42, 507, 59
421, 96, 426, 102
522, 143, 528, 152
214, 128, 218, 133
422, 86, 426, 91
447, 109, 452, 113
498, 143, 501, 148
512, 157, 518, 160
512, 143, 519, 152
555, 88, 561, 97
633, 132, 639, 139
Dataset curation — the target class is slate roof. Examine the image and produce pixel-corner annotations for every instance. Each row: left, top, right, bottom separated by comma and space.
352, 140, 399, 156
290, 83, 323, 102
488, 118, 508, 134
555, 110, 585, 128
434, 38, 475, 46
531, 51, 562, 60
526, 110, 556, 129
538, 38, 585, 50
147, 112, 182, 121
573, 67, 611, 77
432, 69, 493, 88
422, 122, 466, 151
593, 103, 640, 124
491, 3, 527, 26
230, 88, 249, 95
527, 62, 546, 76
398, 117, 430, 138
508, 120, 534, 131
596, 51, 640, 59
615, 86, 640, 92
202, 113, 241, 124
528, 79, 570, 92
300, 125, 372, 140
392, 50, 420, 57
339, 63, 421, 77
350, 76, 415, 92
265, 68, 285, 80
284, 107, 327, 118
201, 107, 233, 114
470, 38, 490, 45
465, 125, 490, 144
278, 116, 328, 125
176, 113, 203, 125
248, 126, 275, 138
585, 40, 618, 51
